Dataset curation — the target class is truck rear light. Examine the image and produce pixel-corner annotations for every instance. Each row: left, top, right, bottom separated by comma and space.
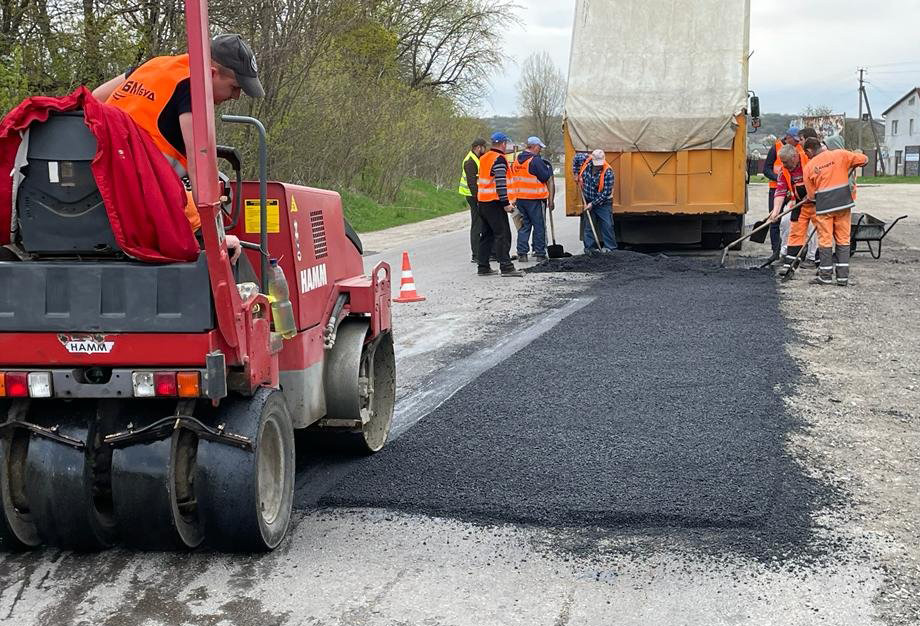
154, 372, 177, 396
5, 372, 28, 397
27, 372, 52, 398
0, 372, 5, 397
176, 372, 200, 398
132, 372, 155, 397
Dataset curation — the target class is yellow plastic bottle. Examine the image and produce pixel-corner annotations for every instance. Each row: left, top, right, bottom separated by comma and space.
267, 259, 297, 339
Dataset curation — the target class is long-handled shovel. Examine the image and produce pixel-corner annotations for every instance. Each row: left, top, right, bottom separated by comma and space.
546, 200, 567, 258
719, 197, 808, 267
580, 191, 603, 253
781, 226, 818, 282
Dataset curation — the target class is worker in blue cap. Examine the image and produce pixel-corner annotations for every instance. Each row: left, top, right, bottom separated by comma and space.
476, 131, 523, 276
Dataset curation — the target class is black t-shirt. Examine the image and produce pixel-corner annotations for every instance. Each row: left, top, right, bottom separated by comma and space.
124, 65, 192, 157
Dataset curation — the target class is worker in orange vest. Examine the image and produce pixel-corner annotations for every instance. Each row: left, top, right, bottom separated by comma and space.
573, 149, 616, 253
769, 143, 814, 276
509, 136, 554, 261
762, 128, 802, 262
93, 34, 264, 261
476, 132, 523, 277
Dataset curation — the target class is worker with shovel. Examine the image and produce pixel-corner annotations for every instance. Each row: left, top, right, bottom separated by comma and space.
510, 136, 555, 262
573, 149, 616, 253
802, 136, 868, 287
769, 143, 816, 277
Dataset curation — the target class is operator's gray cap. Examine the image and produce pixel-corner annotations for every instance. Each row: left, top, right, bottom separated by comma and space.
211, 34, 264, 98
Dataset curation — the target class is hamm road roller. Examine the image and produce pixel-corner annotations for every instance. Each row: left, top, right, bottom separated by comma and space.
0, 1, 395, 551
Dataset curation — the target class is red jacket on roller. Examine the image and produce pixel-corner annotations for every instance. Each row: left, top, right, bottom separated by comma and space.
0, 86, 199, 262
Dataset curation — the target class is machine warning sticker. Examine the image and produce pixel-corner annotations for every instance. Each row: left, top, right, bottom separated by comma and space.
244, 199, 280, 234
290, 196, 299, 213
59, 334, 114, 354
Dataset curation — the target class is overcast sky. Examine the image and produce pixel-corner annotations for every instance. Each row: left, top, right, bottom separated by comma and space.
481, 0, 920, 119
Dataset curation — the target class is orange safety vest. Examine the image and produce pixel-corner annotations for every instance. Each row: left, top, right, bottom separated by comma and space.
779, 144, 810, 203
770, 139, 788, 189
106, 54, 190, 176
477, 149, 511, 202
578, 157, 610, 193
106, 54, 200, 230
510, 156, 549, 200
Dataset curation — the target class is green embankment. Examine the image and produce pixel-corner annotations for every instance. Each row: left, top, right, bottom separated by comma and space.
340, 179, 467, 233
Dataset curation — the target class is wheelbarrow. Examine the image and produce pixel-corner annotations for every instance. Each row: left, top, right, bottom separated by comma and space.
850, 213, 908, 259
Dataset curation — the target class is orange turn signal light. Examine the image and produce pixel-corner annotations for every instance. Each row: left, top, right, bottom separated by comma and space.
0, 372, 5, 397
177, 371, 201, 398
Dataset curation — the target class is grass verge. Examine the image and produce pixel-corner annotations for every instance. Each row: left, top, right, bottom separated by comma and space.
859, 175, 920, 184
340, 178, 467, 232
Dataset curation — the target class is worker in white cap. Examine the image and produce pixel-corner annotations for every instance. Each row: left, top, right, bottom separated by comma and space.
509, 136, 554, 261
573, 149, 617, 252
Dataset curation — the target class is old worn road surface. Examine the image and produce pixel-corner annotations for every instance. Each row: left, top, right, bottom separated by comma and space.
1, 184, 918, 626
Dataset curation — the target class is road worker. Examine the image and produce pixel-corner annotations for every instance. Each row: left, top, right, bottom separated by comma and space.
573, 149, 616, 253
459, 138, 489, 263
477, 132, 523, 277
510, 136, 554, 262
93, 34, 264, 261
762, 128, 802, 263
802, 136, 868, 286
769, 143, 815, 276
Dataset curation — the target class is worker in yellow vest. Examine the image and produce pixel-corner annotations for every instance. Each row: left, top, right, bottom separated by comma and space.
459, 138, 488, 263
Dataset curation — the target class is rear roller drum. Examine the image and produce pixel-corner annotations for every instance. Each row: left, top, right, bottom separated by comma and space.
111, 428, 204, 550
1, 420, 41, 550
324, 320, 396, 454
197, 389, 294, 551
24, 401, 117, 550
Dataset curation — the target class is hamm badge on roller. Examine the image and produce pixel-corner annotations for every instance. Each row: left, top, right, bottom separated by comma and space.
58, 334, 115, 354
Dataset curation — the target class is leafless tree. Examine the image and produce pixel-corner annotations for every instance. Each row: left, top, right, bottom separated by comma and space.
800, 104, 834, 117
379, 0, 516, 99
516, 51, 565, 155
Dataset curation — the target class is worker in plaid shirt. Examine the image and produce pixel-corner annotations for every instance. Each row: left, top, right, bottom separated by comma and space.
573, 149, 617, 252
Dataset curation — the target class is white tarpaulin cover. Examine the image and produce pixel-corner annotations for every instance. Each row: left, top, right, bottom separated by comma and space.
565, 0, 750, 153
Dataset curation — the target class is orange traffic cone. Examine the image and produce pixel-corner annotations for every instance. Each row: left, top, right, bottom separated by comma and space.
393, 251, 426, 303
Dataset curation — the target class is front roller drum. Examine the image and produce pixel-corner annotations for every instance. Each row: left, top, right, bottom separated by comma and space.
24, 402, 117, 550
111, 429, 204, 550
324, 321, 396, 453
197, 389, 295, 551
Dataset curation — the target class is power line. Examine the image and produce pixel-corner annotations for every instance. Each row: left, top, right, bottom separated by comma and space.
865, 61, 920, 68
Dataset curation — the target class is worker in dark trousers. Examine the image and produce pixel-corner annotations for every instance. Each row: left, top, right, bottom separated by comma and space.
459, 138, 488, 263
511, 136, 555, 262
477, 132, 523, 277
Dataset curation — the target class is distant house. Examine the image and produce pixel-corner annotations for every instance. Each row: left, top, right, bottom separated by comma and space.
882, 87, 920, 176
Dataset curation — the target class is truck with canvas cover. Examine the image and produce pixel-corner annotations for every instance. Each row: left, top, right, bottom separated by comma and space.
0, 0, 395, 552
564, 0, 752, 247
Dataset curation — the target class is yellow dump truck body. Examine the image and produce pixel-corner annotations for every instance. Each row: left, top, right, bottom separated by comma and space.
564, 115, 748, 246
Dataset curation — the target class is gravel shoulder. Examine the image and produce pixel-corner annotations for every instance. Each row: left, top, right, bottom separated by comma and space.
744, 183, 920, 625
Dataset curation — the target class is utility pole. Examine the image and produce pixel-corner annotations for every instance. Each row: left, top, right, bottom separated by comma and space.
858, 69, 886, 175
857, 68, 865, 152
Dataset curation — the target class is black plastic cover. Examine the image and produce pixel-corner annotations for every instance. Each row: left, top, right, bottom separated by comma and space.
0, 253, 213, 332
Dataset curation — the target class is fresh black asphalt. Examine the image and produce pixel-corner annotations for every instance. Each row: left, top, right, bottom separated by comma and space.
312, 252, 836, 561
